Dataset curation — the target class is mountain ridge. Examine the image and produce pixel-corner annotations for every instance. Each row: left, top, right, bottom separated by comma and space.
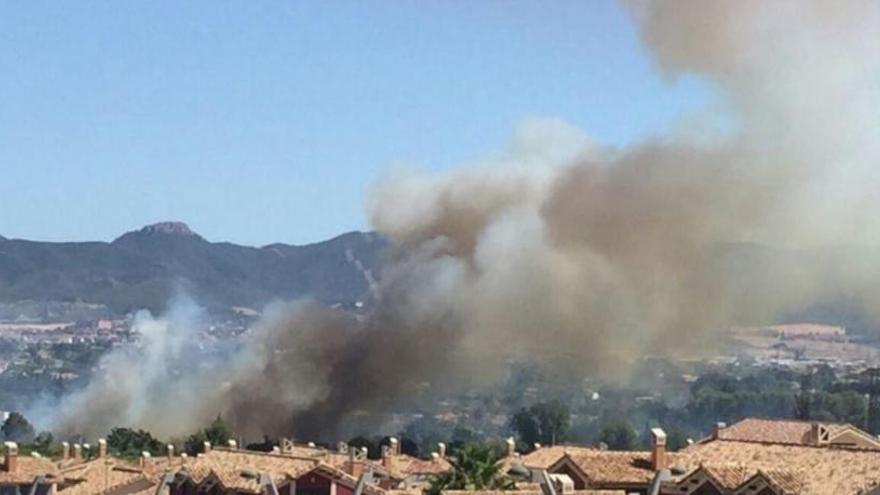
0, 223, 388, 315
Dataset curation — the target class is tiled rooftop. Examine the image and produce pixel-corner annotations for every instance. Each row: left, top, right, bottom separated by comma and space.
0, 454, 61, 485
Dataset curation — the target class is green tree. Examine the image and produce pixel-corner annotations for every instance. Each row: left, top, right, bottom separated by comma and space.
448, 427, 482, 456
184, 415, 234, 455
402, 417, 450, 458
598, 419, 637, 451
245, 436, 276, 452
347, 436, 379, 459
400, 437, 419, 457
19, 432, 56, 457
107, 428, 163, 458
795, 371, 814, 420
183, 431, 207, 456
1, 412, 35, 443
427, 443, 514, 495
510, 400, 570, 449
204, 415, 233, 446
665, 427, 690, 452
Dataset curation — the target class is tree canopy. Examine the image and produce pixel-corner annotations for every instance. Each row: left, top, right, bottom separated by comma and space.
510, 400, 570, 449
427, 443, 513, 495
597, 419, 637, 451
184, 415, 234, 455
1, 412, 35, 443
107, 427, 163, 458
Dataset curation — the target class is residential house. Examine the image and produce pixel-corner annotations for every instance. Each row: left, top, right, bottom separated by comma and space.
512, 418, 880, 495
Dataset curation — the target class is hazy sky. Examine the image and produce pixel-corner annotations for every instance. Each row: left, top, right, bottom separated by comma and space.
0, 1, 713, 246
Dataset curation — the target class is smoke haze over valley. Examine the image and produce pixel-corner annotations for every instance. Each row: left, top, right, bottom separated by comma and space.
5, 0, 880, 445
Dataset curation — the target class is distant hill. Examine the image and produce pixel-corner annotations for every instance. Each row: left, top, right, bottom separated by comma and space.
2, 225, 878, 335
0, 222, 388, 315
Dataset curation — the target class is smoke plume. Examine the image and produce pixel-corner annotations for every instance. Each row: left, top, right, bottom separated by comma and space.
48, 0, 880, 440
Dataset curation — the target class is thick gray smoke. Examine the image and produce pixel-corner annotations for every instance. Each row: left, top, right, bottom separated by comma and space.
48, 295, 215, 437
48, 0, 880, 440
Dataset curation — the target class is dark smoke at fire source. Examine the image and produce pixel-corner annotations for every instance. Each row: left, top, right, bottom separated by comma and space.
48, 0, 880, 441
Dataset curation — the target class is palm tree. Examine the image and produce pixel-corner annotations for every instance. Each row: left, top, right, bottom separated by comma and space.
426, 443, 514, 495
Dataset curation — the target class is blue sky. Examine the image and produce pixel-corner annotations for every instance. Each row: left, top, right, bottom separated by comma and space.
0, 1, 713, 246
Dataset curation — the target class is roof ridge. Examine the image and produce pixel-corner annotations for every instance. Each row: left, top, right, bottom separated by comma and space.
210, 447, 324, 462
709, 438, 880, 452
735, 416, 850, 427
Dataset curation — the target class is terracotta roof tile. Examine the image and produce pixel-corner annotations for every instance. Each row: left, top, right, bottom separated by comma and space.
57, 457, 154, 495
517, 445, 598, 469
160, 448, 388, 495
759, 467, 806, 495
441, 491, 623, 495
700, 463, 753, 489
710, 418, 848, 446
381, 454, 453, 477
554, 450, 688, 486
680, 439, 880, 494
0, 455, 61, 485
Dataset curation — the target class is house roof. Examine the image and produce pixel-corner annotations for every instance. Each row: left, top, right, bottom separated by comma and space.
709, 418, 852, 446
754, 468, 806, 495
543, 437, 880, 494
159, 448, 388, 495
698, 463, 753, 489
671, 463, 804, 495
516, 420, 880, 494
281, 448, 452, 481
380, 453, 453, 477
550, 450, 687, 487
0, 455, 61, 485
440, 491, 624, 495
516, 445, 598, 470
172, 448, 320, 492
58, 457, 153, 495
678, 439, 880, 494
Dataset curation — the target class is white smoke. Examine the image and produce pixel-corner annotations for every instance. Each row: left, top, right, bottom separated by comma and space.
48, 295, 225, 438
42, 0, 880, 440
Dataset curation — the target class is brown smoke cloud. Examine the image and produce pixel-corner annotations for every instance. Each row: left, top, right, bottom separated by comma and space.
47, 0, 880, 441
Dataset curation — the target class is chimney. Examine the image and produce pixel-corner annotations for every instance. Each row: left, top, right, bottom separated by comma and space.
437, 442, 446, 459
98, 439, 107, 458
227, 440, 238, 450
338, 442, 349, 454
389, 437, 399, 455
166, 444, 175, 459
3, 442, 18, 473
533, 443, 542, 451
506, 437, 516, 457
73, 444, 83, 462
650, 428, 667, 471
431, 452, 440, 464
346, 445, 364, 479
812, 423, 830, 445
83, 443, 91, 459
62, 442, 70, 461
203, 441, 212, 453
139, 452, 151, 468
712, 422, 727, 440
381, 445, 392, 467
